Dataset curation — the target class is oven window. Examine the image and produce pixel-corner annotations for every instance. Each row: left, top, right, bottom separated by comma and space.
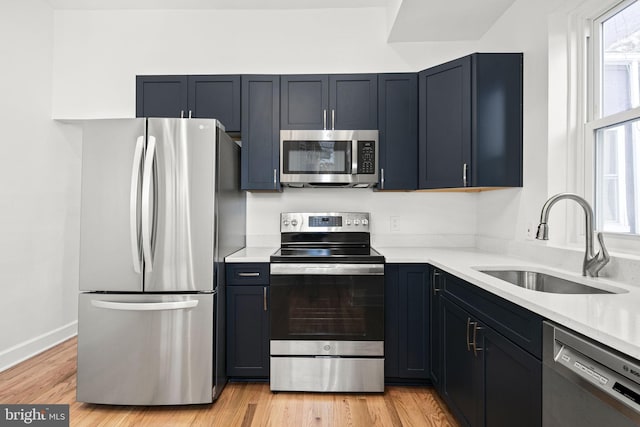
282, 140, 351, 174
270, 274, 384, 341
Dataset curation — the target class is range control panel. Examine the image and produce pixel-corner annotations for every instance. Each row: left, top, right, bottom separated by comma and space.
280, 212, 370, 233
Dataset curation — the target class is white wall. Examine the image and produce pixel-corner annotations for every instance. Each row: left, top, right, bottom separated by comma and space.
51, 7, 477, 118
0, 0, 80, 371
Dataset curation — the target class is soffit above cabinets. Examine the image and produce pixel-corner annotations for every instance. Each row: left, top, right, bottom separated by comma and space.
47, 0, 516, 42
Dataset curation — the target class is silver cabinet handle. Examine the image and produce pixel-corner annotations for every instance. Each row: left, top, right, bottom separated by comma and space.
263, 287, 268, 311
472, 324, 484, 357
238, 272, 260, 277
273, 168, 277, 188
180, 110, 184, 119
129, 136, 144, 274
323, 109, 327, 130
188, 110, 192, 119
380, 168, 385, 190
91, 299, 198, 311
466, 318, 473, 351
463, 163, 468, 187
331, 109, 335, 130
432, 269, 440, 295
141, 135, 156, 272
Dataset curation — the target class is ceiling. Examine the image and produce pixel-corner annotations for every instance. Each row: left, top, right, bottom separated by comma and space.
46, 0, 516, 42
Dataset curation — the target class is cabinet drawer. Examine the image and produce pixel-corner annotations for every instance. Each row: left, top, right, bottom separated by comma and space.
226, 263, 270, 286
442, 272, 542, 358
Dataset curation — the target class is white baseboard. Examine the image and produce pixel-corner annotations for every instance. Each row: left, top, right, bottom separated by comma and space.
0, 321, 78, 373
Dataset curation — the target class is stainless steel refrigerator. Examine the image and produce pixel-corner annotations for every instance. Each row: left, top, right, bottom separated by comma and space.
76, 118, 245, 405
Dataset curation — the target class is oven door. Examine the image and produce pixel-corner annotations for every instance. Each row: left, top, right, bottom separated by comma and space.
270, 263, 384, 346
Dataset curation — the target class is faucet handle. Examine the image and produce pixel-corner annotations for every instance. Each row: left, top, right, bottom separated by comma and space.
596, 232, 610, 263
587, 232, 610, 277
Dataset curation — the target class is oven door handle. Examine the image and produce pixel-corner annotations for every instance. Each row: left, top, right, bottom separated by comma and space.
270, 263, 384, 275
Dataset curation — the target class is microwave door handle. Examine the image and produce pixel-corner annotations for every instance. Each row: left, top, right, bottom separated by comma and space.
351, 140, 358, 174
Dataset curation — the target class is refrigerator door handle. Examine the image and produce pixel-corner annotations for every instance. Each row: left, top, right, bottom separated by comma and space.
142, 135, 156, 272
129, 136, 144, 274
91, 299, 199, 311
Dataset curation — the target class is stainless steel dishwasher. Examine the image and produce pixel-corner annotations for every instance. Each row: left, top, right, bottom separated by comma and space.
543, 321, 640, 426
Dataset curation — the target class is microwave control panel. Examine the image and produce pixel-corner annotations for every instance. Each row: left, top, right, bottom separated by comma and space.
357, 141, 376, 174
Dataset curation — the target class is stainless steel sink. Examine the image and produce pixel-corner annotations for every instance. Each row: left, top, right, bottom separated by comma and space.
478, 269, 617, 294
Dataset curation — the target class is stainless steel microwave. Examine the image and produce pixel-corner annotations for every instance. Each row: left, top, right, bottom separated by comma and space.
279, 129, 378, 188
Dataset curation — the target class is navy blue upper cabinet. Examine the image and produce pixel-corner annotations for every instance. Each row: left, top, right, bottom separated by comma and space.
281, 74, 377, 130
136, 75, 241, 132
377, 73, 418, 190
418, 53, 523, 189
187, 75, 241, 132
136, 75, 188, 118
241, 75, 281, 191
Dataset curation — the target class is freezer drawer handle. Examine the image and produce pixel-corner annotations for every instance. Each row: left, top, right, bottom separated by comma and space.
91, 300, 199, 311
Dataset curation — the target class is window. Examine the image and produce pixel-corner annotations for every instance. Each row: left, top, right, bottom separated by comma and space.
590, 0, 640, 236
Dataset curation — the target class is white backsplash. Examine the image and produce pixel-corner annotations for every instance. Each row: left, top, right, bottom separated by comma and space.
246, 188, 478, 248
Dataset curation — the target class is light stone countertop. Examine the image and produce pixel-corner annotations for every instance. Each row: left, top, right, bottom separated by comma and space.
226, 245, 640, 360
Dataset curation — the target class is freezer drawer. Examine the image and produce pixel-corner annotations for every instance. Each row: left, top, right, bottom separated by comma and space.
77, 293, 214, 405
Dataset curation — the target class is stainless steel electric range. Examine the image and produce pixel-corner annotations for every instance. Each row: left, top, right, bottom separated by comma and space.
269, 212, 385, 392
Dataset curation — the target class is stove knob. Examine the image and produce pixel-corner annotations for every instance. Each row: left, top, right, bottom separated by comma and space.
362, 218, 369, 226
346, 220, 351, 225
283, 219, 290, 226
291, 219, 298, 226
354, 219, 360, 225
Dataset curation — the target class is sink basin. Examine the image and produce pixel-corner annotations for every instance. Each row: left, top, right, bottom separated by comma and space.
478, 269, 618, 294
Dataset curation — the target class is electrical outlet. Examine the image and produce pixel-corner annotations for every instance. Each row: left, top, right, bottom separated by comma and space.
390, 216, 400, 232
526, 222, 534, 240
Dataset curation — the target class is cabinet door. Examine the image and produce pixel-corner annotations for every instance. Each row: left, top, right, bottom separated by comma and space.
377, 73, 418, 190
226, 285, 270, 378
418, 57, 471, 189
384, 264, 430, 381
429, 268, 443, 390
136, 75, 188, 118
472, 53, 523, 187
329, 74, 378, 130
398, 264, 430, 379
241, 75, 280, 190
442, 298, 483, 427
280, 75, 328, 130
187, 75, 241, 132
481, 326, 541, 427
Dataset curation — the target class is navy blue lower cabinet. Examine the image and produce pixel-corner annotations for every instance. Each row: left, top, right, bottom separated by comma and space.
385, 264, 430, 383
439, 273, 543, 427
482, 325, 542, 427
226, 284, 270, 379
429, 267, 443, 391
441, 298, 484, 427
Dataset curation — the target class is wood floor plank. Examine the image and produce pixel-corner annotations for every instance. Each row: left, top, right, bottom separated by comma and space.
0, 338, 459, 427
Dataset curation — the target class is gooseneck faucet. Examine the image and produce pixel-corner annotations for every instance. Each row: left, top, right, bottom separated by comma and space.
535, 193, 610, 277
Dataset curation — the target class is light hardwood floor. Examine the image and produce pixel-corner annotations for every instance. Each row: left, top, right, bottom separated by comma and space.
0, 338, 459, 426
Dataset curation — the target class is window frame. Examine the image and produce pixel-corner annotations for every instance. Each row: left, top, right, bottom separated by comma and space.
581, 0, 640, 251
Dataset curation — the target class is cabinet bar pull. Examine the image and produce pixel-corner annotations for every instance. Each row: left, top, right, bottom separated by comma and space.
380, 168, 385, 190
180, 110, 184, 119
263, 287, 268, 311
466, 318, 473, 351
463, 163, 468, 187
432, 269, 440, 295
238, 272, 260, 277
331, 109, 335, 130
472, 324, 484, 357
188, 110, 192, 119
323, 109, 327, 130
273, 169, 277, 188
